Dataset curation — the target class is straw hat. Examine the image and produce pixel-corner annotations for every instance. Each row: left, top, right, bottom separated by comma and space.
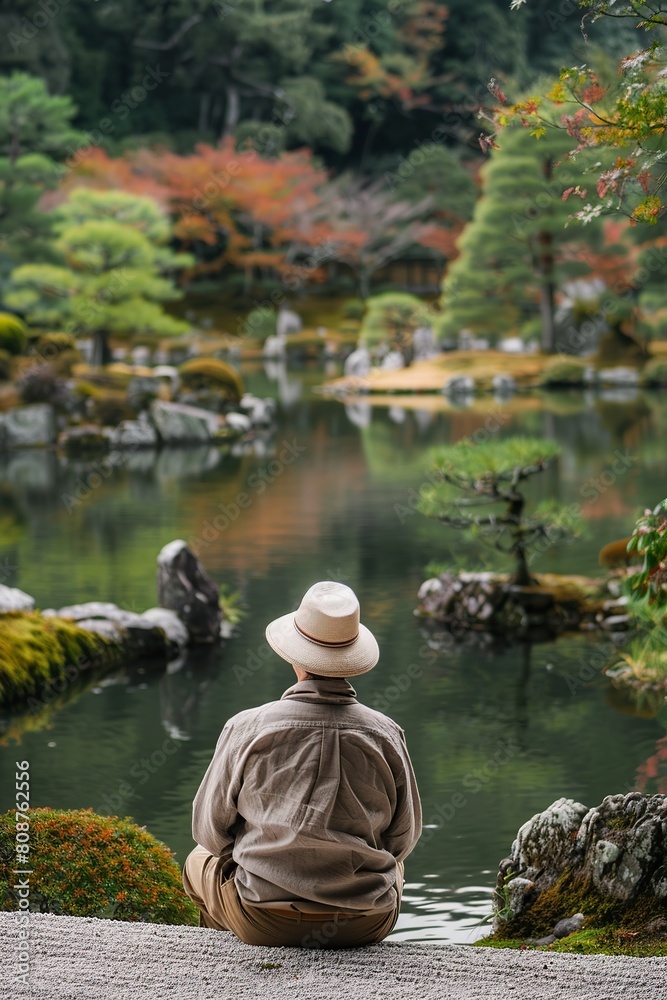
265, 581, 379, 677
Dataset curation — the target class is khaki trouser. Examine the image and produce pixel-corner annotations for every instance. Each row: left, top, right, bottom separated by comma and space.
182, 845, 403, 948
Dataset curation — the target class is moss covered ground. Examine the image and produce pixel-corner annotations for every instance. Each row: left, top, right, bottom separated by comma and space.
479, 870, 667, 957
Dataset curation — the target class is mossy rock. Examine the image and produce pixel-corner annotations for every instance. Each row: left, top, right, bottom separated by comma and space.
36, 332, 77, 357
0, 313, 28, 356
485, 793, 667, 956
0, 611, 122, 709
73, 381, 134, 424
538, 357, 588, 387
179, 358, 244, 402
0, 808, 198, 925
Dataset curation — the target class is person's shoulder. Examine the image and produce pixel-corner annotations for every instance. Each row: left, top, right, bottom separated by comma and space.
352, 701, 406, 740
221, 699, 282, 736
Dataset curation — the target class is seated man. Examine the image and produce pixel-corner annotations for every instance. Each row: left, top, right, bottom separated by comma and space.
183, 581, 422, 948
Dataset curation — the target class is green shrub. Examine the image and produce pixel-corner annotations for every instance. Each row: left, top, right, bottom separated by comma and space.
342, 298, 365, 321
0, 348, 13, 381
360, 292, 432, 348
244, 307, 276, 341
0, 808, 198, 925
0, 313, 27, 356
36, 332, 77, 358
179, 358, 244, 401
641, 359, 667, 386
71, 379, 134, 422
52, 348, 82, 376
538, 357, 588, 387
518, 318, 542, 342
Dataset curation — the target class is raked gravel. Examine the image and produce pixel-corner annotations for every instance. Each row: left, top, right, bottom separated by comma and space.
1, 912, 664, 1000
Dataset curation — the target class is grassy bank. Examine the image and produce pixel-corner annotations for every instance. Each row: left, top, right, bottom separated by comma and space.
0, 611, 122, 710
323, 345, 667, 395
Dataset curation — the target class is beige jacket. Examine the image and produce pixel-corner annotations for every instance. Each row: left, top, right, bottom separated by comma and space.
192, 677, 422, 912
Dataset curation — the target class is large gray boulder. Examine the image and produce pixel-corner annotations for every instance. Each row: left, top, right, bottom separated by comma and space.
2, 404, 56, 448
156, 539, 221, 643
598, 367, 640, 387
412, 326, 436, 361
276, 307, 302, 337
41, 600, 173, 660
492, 374, 516, 395
262, 334, 286, 359
47, 601, 174, 659
142, 607, 189, 651
493, 793, 667, 940
443, 375, 475, 396
344, 347, 371, 378
498, 336, 525, 354
0, 585, 35, 612
225, 411, 252, 434
150, 400, 220, 444
238, 394, 276, 428
109, 415, 158, 449
381, 350, 405, 372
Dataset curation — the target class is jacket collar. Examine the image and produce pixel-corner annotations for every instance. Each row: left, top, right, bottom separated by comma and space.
281, 677, 358, 706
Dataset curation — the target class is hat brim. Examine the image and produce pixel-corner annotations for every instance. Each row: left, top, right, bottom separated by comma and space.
265, 613, 379, 677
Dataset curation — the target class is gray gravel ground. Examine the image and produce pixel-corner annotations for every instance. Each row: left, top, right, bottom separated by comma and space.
1, 912, 665, 1000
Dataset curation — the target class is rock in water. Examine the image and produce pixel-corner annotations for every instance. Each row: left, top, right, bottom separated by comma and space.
157, 540, 221, 643
442, 375, 475, 396
276, 308, 302, 337
150, 401, 220, 444
109, 415, 158, 449
493, 793, 667, 941
343, 347, 371, 378
2, 404, 56, 448
0, 585, 35, 612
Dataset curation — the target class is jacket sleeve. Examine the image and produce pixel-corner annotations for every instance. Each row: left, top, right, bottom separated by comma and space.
383, 731, 422, 861
192, 723, 244, 857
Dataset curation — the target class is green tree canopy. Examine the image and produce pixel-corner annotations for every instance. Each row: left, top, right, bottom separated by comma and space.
437, 123, 603, 351
0, 72, 82, 280
418, 436, 574, 585
6, 189, 191, 363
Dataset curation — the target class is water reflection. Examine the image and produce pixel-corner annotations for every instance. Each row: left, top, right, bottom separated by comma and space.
1, 381, 666, 942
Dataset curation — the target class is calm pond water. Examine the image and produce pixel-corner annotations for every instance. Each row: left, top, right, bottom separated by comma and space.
1, 362, 667, 943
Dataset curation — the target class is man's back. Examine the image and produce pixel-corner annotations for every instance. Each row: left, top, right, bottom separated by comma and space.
192, 677, 421, 912
183, 580, 422, 947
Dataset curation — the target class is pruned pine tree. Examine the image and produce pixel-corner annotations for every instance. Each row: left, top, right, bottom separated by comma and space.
418, 436, 577, 586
